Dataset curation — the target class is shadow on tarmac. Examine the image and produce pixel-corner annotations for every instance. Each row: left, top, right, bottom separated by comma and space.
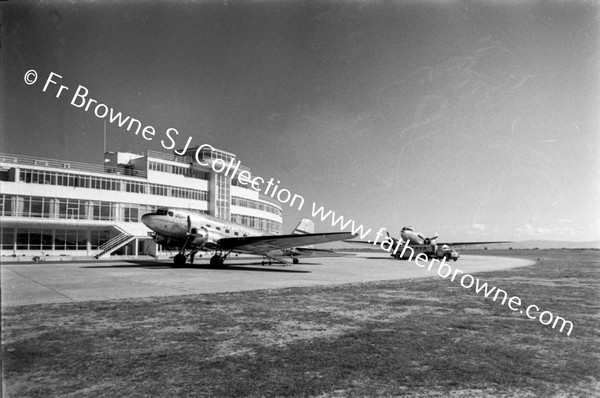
81, 260, 312, 273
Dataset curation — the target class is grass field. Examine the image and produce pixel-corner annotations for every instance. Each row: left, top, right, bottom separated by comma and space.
2, 250, 599, 397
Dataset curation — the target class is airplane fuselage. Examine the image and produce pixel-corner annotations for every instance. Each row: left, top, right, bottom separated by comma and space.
142, 209, 272, 246
400, 226, 437, 245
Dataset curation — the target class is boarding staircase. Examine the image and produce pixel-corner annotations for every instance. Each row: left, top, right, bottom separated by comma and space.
94, 223, 151, 259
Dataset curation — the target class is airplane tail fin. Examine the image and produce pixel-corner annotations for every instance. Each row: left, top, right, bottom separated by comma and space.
292, 219, 315, 235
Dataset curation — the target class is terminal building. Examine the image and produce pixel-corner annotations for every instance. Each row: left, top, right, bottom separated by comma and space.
0, 147, 283, 259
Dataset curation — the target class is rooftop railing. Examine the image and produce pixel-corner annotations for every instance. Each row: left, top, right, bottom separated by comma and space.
147, 150, 193, 164
147, 150, 251, 172
0, 153, 147, 178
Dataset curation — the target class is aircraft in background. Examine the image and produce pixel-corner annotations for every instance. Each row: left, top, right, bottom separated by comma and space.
347, 226, 510, 262
141, 209, 355, 266
396, 226, 511, 261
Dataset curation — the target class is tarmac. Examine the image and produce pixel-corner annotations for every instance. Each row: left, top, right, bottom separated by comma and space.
1, 252, 534, 307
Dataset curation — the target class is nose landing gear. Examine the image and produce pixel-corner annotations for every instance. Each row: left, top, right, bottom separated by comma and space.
174, 253, 187, 266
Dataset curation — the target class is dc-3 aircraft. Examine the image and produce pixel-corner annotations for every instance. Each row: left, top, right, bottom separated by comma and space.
141, 209, 355, 266
348, 226, 510, 262
396, 226, 510, 261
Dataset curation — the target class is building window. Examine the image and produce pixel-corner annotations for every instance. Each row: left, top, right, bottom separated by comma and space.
0, 227, 114, 252
1, 228, 14, 250
42, 230, 53, 250
0, 195, 12, 216
16, 230, 29, 250
124, 205, 139, 222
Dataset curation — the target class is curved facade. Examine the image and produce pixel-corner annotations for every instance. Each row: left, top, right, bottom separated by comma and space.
0, 147, 283, 258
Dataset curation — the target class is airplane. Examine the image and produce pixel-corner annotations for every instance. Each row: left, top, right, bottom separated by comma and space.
141, 209, 356, 267
346, 226, 510, 262
396, 226, 512, 260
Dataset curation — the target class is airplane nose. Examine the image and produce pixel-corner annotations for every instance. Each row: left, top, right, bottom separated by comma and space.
141, 213, 154, 228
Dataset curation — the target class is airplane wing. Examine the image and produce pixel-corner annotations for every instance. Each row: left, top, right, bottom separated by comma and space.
343, 239, 398, 246
344, 239, 511, 247
440, 241, 512, 246
219, 232, 356, 255
292, 247, 355, 258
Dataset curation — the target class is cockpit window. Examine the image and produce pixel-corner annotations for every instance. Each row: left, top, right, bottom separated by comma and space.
156, 209, 168, 215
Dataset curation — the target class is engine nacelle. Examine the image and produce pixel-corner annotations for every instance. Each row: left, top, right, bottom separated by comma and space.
153, 233, 172, 246
152, 234, 180, 250
189, 227, 220, 248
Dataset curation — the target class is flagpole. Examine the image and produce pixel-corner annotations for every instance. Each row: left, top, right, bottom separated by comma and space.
103, 120, 106, 154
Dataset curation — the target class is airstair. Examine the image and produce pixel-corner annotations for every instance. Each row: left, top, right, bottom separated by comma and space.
94, 223, 152, 259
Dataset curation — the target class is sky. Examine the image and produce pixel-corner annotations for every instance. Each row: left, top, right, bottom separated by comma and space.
2, 0, 599, 242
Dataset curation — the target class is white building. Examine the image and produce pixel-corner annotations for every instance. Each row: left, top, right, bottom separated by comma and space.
0, 147, 282, 259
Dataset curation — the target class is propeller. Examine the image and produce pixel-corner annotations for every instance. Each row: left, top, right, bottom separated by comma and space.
386, 231, 396, 242
187, 215, 192, 235
424, 233, 438, 245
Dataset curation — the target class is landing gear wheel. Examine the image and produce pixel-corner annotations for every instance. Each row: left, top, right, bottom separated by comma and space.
174, 253, 186, 267
292, 258, 299, 264
210, 255, 224, 267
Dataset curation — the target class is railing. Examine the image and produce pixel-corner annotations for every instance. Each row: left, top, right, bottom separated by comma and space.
0, 153, 147, 178
94, 226, 134, 258
96, 226, 128, 250
147, 150, 193, 164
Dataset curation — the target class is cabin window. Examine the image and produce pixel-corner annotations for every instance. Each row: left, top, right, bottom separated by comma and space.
225, 229, 230, 233
216, 227, 220, 230
234, 232, 239, 236
167, 211, 174, 217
